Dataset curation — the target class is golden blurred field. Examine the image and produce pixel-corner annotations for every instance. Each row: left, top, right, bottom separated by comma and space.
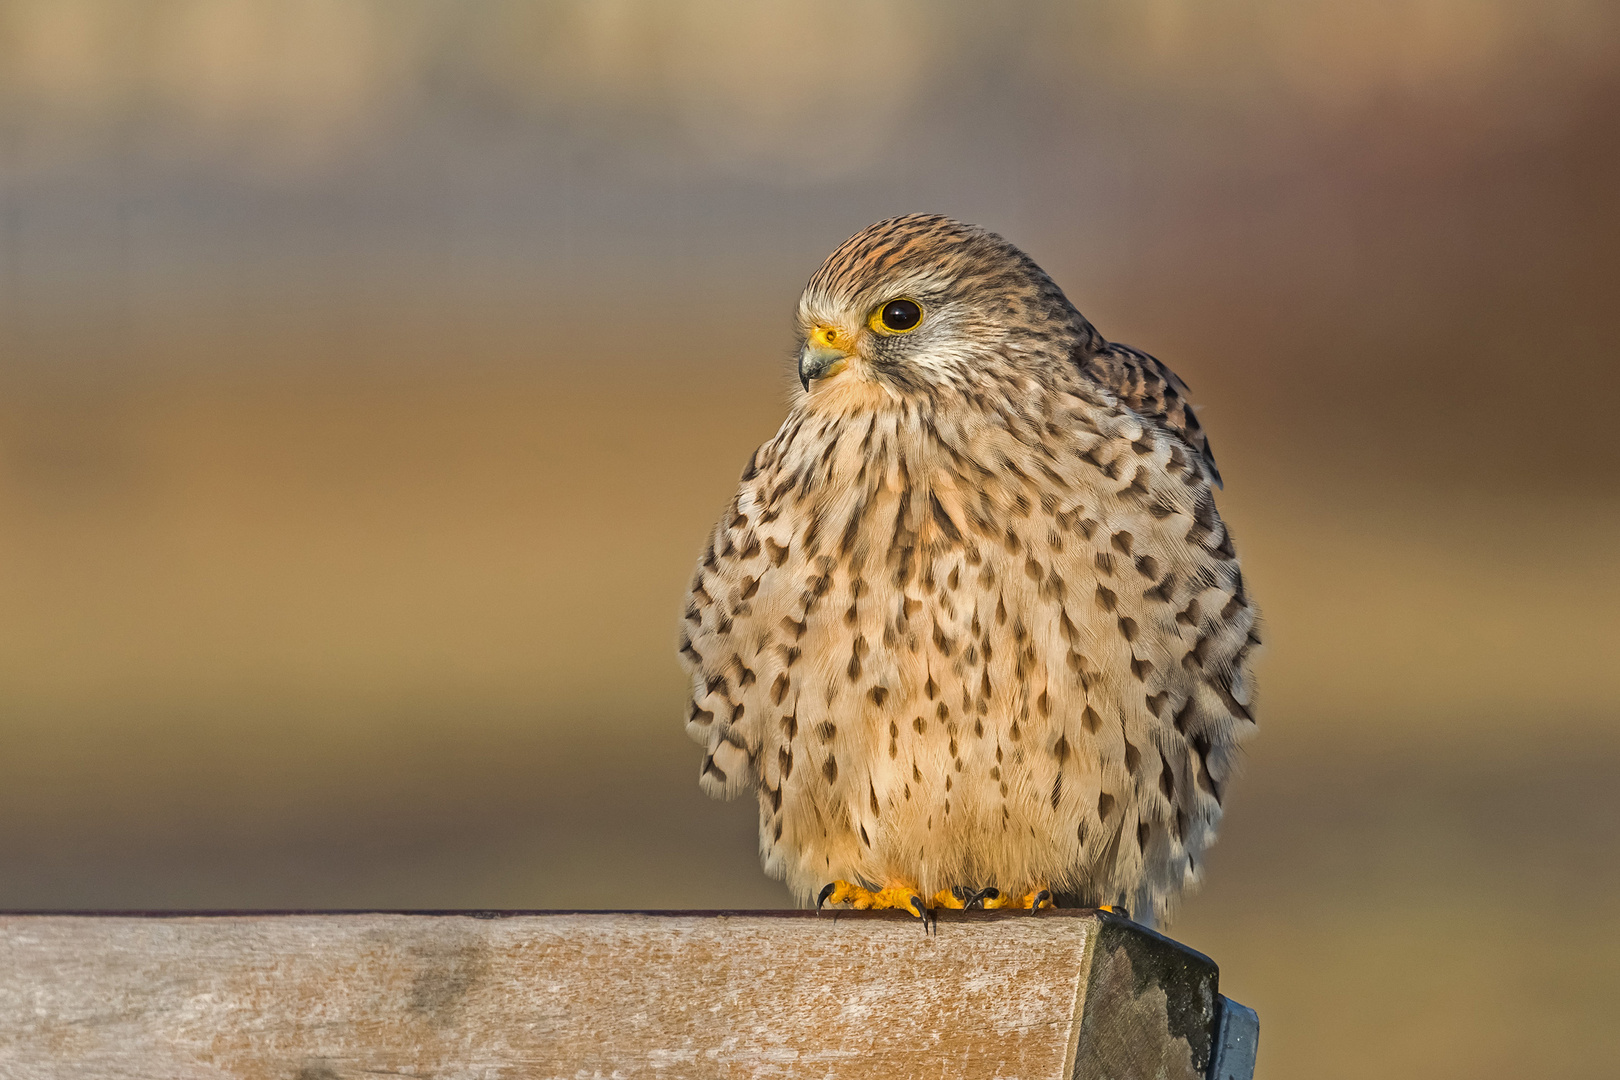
2, 3, 1618, 1077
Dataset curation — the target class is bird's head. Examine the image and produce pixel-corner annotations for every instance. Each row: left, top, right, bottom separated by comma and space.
794, 214, 1098, 404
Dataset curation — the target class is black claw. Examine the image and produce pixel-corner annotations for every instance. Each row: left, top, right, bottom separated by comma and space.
1030, 889, 1053, 914
816, 883, 836, 911
907, 894, 926, 919
968, 887, 1000, 910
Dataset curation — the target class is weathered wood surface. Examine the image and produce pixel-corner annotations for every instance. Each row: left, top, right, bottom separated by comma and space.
0, 910, 1254, 1079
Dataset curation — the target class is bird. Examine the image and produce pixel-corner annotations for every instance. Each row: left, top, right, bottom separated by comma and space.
678, 214, 1258, 926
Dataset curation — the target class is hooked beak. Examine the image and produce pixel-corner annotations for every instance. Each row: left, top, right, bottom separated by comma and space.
799, 324, 855, 391
799, 343, 849, 390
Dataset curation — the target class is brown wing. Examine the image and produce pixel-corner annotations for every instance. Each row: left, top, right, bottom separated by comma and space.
1079, 342, 1222, 487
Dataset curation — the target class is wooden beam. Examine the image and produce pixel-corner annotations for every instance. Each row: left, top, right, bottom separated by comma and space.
0, 910, 1256, 1079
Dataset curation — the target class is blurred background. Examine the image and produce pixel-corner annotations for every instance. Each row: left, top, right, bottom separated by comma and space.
1, 1, 1617, 1076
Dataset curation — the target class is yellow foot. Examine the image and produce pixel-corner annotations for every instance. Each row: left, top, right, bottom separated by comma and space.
980, 888, 1054, 912
816, 880, 926, 918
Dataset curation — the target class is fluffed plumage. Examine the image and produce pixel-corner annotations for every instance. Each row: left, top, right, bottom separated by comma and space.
679, 214, 1258, 923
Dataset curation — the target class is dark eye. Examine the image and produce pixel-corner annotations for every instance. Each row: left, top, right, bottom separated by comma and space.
877, 298, 923, 333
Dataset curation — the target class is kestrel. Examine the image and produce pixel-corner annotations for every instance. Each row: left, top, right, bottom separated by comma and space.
679, 215, 1258, 924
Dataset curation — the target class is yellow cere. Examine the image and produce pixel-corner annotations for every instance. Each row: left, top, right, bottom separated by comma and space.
810, 325, 842, 350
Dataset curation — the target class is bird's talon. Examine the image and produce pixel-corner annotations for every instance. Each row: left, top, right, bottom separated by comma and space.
818, 880, 866, 910
817, 881, 927, 919
865, 886, 925, 918
1030, 889, 1053, 912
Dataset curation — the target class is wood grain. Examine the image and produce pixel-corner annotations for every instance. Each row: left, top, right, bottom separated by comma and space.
0, 910, 1236, 1079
